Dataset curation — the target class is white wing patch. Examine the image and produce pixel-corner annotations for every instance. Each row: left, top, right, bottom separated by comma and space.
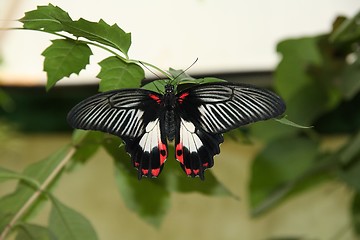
179, 118, 203, 153
139, 119, 161, 153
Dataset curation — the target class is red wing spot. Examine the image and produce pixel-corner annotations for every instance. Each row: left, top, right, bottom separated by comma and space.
158, 142, 167, 165
151, 168, 160, 176
193, 169, 199, 175
149, 94, 161, 104
185, 168, 192, 175
175, 143, 184, 164
202, 163, 209, 167
178, 92, 189, 104
142, 169, 149, 175
134, 162, 140, 167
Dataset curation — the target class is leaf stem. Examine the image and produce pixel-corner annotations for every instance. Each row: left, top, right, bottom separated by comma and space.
0, 147, 76, 240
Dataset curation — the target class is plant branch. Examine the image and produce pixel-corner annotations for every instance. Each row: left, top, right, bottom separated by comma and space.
0, 147, 76, 240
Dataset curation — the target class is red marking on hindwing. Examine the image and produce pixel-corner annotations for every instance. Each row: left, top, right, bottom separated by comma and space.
202, 163, 209, 167
193, 169, 199, 175
151, 168, 160, 176
178, 92, 189, 104
142, 169, 149, 175
158, 142, 167, 165
149, 94, 161, 104
134, 162, 140, 167
185, 168, 192, 175
175, 143, 184, 164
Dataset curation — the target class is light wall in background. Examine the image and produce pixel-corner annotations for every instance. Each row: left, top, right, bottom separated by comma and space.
0, 0, 359, 85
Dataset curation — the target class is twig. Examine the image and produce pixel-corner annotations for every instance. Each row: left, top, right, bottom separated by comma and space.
0, 147, 76, 240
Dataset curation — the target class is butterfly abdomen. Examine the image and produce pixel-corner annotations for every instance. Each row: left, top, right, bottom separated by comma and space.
165, 109, 176, 141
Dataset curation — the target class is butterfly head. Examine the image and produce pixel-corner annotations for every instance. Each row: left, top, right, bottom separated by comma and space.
165, 84, 175, 94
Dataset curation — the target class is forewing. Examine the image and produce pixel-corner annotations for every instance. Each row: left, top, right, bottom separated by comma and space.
176, 82, 286, 133
174, 116, 223, 180
67, 89, 168, 178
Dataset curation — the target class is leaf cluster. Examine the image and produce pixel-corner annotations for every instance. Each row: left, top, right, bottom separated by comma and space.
247, 10, 360, 238
19, 4, 139, 91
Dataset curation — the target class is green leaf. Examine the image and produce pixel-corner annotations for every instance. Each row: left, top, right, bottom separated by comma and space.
250, 120, 298, 142
0, 88, 15, 112
141, 79, 168, 93
330, 11, 360, 43
339, 158, 360, 191
0, 146, 71, 233
157, 145, 235, 198
274, 116, 312, 129
140, 77, 226, 93
275, 35, 343, 126
0, 167, 40, 188
275, 37, 323, 100
338, 130, 360, 165
339, 52, 360, 99
49, 196, 98, 240
114, 161, 170, 227
282, 84, 332, 126
16, 223, 57, 240
168, 68, 195, 82
20, 4, 72, 32
352, 192, 360, 237
70, 130, 104, 165
63, 18, 131, 55
0, 167, 17, 183
42, 39, 92, 90
337, 131, 360, 191
249, 137, 320, 215
97, 57, 144, 92
177, 77, 226, 86
102, 137, 170, 227
20, 5, 131, 55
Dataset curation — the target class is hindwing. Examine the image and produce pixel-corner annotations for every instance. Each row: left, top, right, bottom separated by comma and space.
174, 116, 223, 180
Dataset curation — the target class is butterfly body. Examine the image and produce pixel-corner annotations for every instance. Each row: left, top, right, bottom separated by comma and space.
68, 81, 286, 180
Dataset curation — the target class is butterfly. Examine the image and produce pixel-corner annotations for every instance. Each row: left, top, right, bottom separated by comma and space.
67, 81, 286, 180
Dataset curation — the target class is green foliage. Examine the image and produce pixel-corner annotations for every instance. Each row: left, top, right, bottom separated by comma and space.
0, 147, 68, 237
20, 4, 72, 32
352, 193, 360, 235
19, 4, 133, 91
16, 223, 57, 240
248, 10, 360, 238
103, 136, 234, 227
3, 3, 360, 240
42, 39, 92, 90
97, 57, 144, 91
49, 196, 98, 240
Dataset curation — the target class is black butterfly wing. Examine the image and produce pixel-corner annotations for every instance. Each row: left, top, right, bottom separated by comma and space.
174, 115, 223, 180
67, 89, 168, 179
174, 82, 286, 179
177, 82, 286, 133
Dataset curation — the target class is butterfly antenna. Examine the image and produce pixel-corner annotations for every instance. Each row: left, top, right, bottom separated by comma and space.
170, 58, 198, 85
139, 61, 163, 93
